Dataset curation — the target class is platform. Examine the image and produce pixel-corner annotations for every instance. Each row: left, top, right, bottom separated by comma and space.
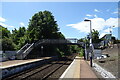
1, 57, 58, 79
1, 57, 51, 69
60, 56, 98, 79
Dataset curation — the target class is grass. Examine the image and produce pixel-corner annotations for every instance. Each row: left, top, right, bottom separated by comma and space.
79, 53, 83, 57
79, 48, 84, 57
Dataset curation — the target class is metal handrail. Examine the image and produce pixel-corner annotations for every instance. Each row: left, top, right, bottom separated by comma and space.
22, 43, 34, 59
23, 43, 34, 53
17, 43, 28, 54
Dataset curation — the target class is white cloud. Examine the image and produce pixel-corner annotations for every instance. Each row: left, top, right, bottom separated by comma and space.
86, 14, 92, 17
0, 22, 7, 27
8, 26, 14, 28
67, 21, 90, 33
100, 28, 113, 38
20, 22, 25, 26
112, 11, 118, 14
94, 15, 98, 18
66, 17, 118, 38
105, 18, 118, 27
85, 14, 98, 18
84, 17, 89, 19
0, 17, 6, 22
0, 22, 14, 28
94, 9, 100, 12
104, 28, 110, 33
0, 17, 14, 30
103, 28, 112, 33
99, 18, 118, 38
99, 33, 107, 38
67, 17, 105, 33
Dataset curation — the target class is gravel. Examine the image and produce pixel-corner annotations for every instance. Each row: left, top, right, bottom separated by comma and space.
94, 44, 119, 78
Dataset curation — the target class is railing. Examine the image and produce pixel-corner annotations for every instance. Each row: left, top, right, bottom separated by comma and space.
22, 43, 34, 59
16, 43, 31, 59
36, 39, 84, 45
16, 43, 29, 54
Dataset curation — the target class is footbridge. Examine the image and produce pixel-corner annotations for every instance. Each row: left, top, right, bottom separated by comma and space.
16, 38, 85, 59
35, 38, 84, 46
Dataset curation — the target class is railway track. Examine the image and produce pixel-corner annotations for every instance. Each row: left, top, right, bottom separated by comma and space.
3, 53, 77, 80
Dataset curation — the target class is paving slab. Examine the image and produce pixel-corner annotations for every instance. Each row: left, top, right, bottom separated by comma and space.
80, 58, 99, 80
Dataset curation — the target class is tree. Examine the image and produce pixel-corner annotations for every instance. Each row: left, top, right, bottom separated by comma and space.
111, 36, 116, 44
1, 25, 11, 38
27, 10, 59, 43
91, 29, 100, 43
11, 28, 19, 45
11, 27, 27, 50
86, 29, 101, 43
2, 38, 15, 53
17, 35, 28, 49
0, 25, 15, 52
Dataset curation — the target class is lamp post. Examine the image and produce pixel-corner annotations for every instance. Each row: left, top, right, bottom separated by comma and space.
109, 26, 115, 47
109, 26, 115, 36
84, 19, 92, 44
84, 19, 93, 67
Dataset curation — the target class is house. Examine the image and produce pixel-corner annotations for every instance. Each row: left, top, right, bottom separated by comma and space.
100, 34, 112, 48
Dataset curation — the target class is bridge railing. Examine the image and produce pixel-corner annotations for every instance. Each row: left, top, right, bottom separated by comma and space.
35, 39, 84, 45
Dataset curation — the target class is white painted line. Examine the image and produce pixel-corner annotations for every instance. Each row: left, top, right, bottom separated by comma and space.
59, 58, 76, 79
93, 62, 116, 78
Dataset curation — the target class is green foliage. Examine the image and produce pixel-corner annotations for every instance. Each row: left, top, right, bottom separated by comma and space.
2, 38, 15, 52
0, 25, 28, 51
1, 25, 11, 38
11, 27, 26, 45
114, 39, 120, 43
17, 35, 28, 50
85, 29, 101, 44
79, 48, 84, 57
0, 25, 15, 52
56, 48, 65, 57
111, 36, 116, 44
91, 29, 101, 43
11, 27, 27, 50
78, 37, 89, 43
78, 37, 89, 48
27, 10, 59, 43
79, 38, 84, 42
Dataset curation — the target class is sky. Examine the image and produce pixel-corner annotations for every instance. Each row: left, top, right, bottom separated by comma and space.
0, 2, 119, 39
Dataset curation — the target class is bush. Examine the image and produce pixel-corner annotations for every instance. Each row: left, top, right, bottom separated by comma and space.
79, 48, 84, 57
2, 38, 15, 52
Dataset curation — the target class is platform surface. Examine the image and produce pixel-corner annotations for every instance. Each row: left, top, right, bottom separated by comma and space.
60, 56, 98, 79
1, 57, 51, 69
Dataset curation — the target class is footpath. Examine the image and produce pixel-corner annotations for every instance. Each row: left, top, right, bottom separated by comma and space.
60, 56, 99, 80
